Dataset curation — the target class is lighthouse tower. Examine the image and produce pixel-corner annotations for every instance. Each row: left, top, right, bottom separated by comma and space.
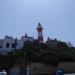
37, 23, 43, 43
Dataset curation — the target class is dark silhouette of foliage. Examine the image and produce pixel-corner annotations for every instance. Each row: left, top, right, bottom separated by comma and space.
0, 38, 75, 67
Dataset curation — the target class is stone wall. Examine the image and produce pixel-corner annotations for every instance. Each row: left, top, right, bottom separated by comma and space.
59, 62, 75, 73
29, 62, 56, 75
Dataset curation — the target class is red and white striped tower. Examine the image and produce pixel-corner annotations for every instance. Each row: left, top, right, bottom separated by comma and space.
37, 23, 43, 43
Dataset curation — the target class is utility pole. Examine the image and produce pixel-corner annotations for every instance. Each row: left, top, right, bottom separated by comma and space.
24, 51, 27, 75
24, 42, 31, 75
23, 42, 27, 75
20, 51, 26, 75
15, 37, 17, 51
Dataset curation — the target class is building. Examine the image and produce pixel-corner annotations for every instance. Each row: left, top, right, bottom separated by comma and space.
0, 23, 44, 54
0, 34, 34, 55
46, 37, 58, 47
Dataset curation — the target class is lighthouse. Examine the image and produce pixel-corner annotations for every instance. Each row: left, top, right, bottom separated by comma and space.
37, 23, 43, 43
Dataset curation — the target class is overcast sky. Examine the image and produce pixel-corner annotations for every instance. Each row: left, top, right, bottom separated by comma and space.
0, 0, 75, 46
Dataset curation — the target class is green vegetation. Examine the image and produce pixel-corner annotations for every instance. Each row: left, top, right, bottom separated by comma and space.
0, 38, 75, 69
